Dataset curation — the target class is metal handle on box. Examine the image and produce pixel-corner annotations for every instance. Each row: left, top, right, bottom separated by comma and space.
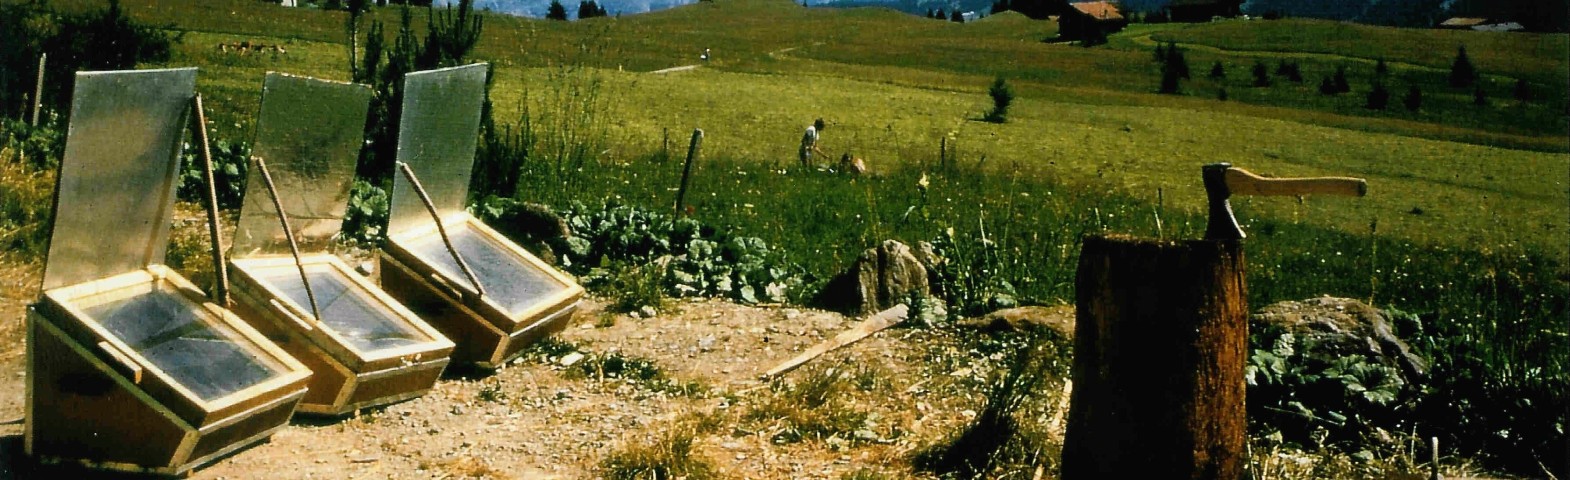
96, 341, 144, 384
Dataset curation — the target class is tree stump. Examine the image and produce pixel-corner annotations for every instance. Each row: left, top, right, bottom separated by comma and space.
1061, 235, 1247, 480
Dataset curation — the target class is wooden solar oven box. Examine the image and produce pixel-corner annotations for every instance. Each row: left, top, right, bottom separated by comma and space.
376, 64, 584, 369
26, 68, 311, 475
224, 73, 454, 416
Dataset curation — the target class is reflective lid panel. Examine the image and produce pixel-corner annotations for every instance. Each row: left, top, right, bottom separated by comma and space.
248, 261, 432, 354
80, 282, 289, 402
404, 222, 569, 316
230, 73, 371, 258
388, 63, 488, 235
42, 68, 196, 291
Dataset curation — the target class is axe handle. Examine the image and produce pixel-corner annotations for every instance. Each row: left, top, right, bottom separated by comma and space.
1225, 167, 1367, 197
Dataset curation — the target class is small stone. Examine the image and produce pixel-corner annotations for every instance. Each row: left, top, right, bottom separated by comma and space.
450, 405, 465, 415
559, 352, 586, 367
638, 305, 658, 318
698, 335, 717, 352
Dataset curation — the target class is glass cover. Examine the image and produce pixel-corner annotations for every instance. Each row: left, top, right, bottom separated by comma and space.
83, 284, 284, 402
43, 68, 196, 291
231, 72, 371, 257
388, 64, 488, 235
252, 263, 430, 353
405, 225, 566, 316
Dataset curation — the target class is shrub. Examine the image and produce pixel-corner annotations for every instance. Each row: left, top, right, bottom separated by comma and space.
984, 76, 1013, 123
1512, 78, 1532, 102
1403, 85, 1422, 112
1448, 45, 1477, 88
1208, 61, 1225, 79
1333, 66, 1351, 93
1473, 86, 1487, 106
1275, 60, 1302, 83
1318, 76, 1337, 95
1251, 61, 1272, 87
177, 138, 249, 211
1365, 82, 1389, 110
1217, 87, 1228, 101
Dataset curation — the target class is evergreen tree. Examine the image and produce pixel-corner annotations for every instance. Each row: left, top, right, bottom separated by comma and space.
985, 76, 1014, 122
1251, 61, 1271, 87
1403, 85, 1422, 111
1375, 58, 1388, 76
1164, 42, 1189, 79
1319, 76, 1337, 95
1473, 86, 1487, 106
1208, 61, 1225, 79
1366, 81, 1390, 110
1333, 65, 1351, 93
546, 0, 568, 20
1448, 45, 1476, 88
951, 10, 964, 22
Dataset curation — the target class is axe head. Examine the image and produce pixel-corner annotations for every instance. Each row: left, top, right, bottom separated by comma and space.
1204, 163, 1244, 240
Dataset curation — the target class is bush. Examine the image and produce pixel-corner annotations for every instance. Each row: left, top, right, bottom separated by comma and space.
1365, 82, 1389, 110
1217, 87, 1228, 101
1403, 85, 1422, 112
1275, 60, 1302, 83
1208, 61, 1225, 79
1251, 61, 1272, 87
984, 76, 1013, 123
0, 0, 175, 121
1512, 78, 1532, 102
1333, 66, 1351, 93
1318, 76, 1337, 95
177, 138, 250, 211
1473, 86, 1487, 106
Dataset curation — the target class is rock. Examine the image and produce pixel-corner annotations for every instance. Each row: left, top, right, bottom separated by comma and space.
1252, 296, 1427, 382
558, 352, 585, 367
814, 240, 930, 316
957, 305, 1075, 340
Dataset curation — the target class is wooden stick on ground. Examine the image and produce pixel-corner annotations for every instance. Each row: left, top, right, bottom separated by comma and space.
762, 304, 909, 379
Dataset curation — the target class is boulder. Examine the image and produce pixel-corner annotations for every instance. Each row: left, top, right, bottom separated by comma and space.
814, 240, 930, 316
1251, 296, 1427, 383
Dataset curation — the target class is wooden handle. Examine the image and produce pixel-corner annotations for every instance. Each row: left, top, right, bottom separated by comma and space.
269, 298, 317, 332
97, 341, 143, 384
1224, 167, 1366, 198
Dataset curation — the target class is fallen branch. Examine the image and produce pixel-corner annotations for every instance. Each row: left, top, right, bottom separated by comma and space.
762, 304, 909, 379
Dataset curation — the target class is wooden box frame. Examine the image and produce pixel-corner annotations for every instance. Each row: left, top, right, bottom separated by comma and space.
26, 266, 311, 475
228, 254, 453, 416
379, 213, 583, 369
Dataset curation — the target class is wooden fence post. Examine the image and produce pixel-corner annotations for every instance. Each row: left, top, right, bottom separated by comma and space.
673, 128, 703, 215
1062, 234, 1247, 479
32, 53, 46, 126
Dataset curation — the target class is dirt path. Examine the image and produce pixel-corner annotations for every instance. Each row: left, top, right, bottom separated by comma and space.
650, 64, 701, 74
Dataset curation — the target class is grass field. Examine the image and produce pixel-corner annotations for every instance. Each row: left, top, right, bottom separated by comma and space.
4, 0, 1568, 475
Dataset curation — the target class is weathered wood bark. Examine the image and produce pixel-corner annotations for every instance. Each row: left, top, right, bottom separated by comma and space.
1061, 235, 1247, 480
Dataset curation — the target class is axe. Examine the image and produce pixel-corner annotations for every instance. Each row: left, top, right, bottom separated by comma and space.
1204, 163, 1367, 240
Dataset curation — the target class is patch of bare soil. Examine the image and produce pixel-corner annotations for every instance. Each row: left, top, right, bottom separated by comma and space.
0, 256, 1031, 479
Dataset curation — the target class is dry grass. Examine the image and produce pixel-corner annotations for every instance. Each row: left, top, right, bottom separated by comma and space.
600, 411, 722, 480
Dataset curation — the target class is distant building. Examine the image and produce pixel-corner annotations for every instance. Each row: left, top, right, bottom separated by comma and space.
1438, 17, 1524, 31
1059, 1, 1127, 41
1165, 0, 1243, 22
961, 11, 979, 22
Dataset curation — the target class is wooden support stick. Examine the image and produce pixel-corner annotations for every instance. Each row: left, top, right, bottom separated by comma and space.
673, 129, 703, 216
395, 161, 486, 298
192, 95, 229, 306
762, 304, 908, 379
31, 53, 45, 126
253, 156, 322, 323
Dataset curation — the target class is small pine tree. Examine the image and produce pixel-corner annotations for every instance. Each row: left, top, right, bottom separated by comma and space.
1160, 59, 1182, 94
1374, 58, 1388, 77
985, 76, 1014, 122
1366, 82, 1389, 110
1165, 42, 1189, 79
1319, 76, 1337, 95
935, 8, 946, 19
1333, 65, 1351, 93
546, 0, 568, 20
951, 10, 963, 22
1251, 61, 1271, 87
1473, 86, 1487, 106
1448, 44, 1477, 88
1403, 85, 1422, 111
1208, 61, 1225, 79
1513, 78, 1532, 102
